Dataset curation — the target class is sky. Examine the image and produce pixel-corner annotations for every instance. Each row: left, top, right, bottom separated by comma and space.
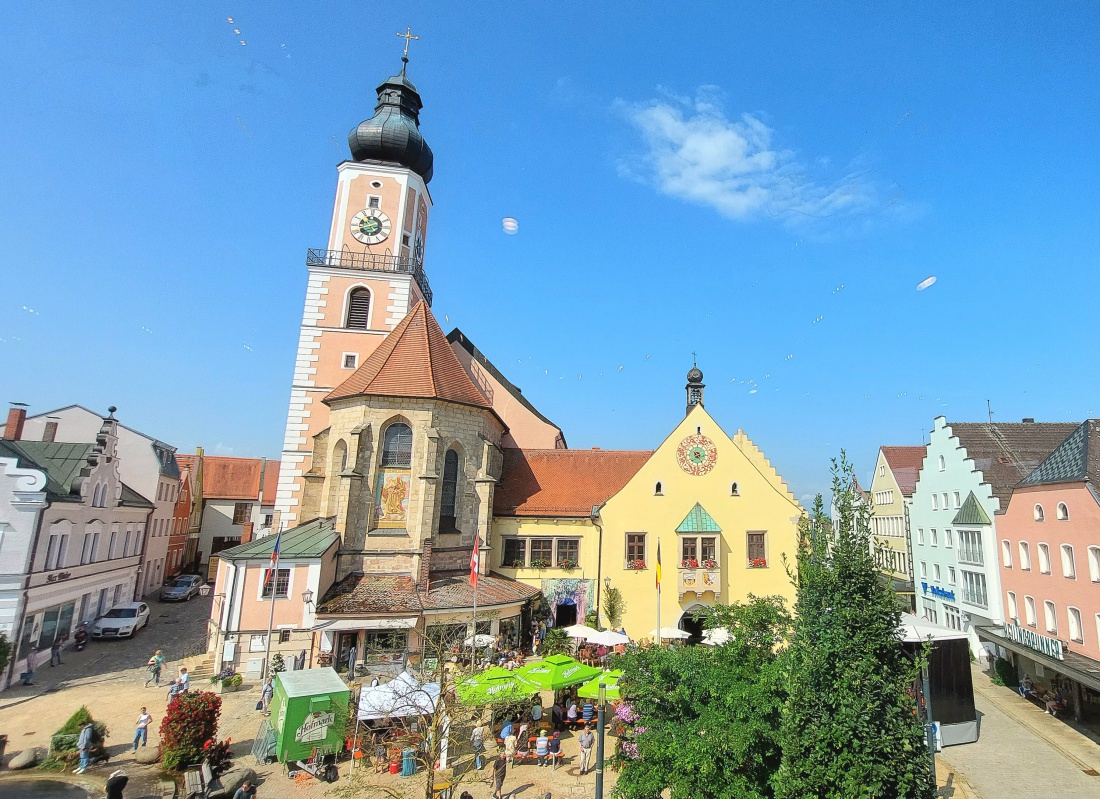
2, 2, 1099, 504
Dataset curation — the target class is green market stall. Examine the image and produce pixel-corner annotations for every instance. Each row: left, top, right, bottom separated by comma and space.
270, 667, 350, 764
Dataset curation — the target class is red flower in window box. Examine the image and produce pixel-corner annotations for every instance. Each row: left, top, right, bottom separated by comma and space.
749, 557, 768, 568
702, 559, 717, 569
680, 558, 699, 568
627, 559, 646, 571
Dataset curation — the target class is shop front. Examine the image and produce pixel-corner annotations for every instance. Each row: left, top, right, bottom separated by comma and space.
314, 617, 418, 678
978, 623, 1100, 724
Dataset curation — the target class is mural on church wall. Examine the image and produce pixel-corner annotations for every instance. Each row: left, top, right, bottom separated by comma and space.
541, 578, 594, 627
374, 469, 410, 528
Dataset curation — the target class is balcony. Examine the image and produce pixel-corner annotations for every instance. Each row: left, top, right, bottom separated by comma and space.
307, 248, 433, 306
678, 566, 721, 599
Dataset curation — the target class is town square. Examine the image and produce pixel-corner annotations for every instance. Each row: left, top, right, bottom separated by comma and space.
3, 4, 1100, 799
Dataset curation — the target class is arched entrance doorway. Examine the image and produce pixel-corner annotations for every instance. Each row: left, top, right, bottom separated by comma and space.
554, 597, 578, 628
678, 604, 709, 645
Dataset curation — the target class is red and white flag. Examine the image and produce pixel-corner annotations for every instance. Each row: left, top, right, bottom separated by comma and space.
469, 537, 480, 589
265, 531, 282, 588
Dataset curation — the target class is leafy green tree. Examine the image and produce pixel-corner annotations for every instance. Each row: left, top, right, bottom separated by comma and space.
539, 627, 571, 656
603, 585, 626, 631
776, 454, 936, 799
270, 652, 286, 674
612, 596, 791, 799
0, 631, 10, 675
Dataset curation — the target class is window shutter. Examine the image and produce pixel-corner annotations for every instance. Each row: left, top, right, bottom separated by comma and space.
346, 289, 371, 329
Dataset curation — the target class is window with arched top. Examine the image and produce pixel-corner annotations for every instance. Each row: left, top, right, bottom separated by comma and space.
1038, 543, 1051, 574
730, 482, 739, 496
1057, 502, 1069, 521
381, 423, 413, 468
654, 481, 663, 496
1034, 504, 1045, 522
1044, 600, 1057, 633
1019, 541, 1031, 570
1068, 607, 1083, 643
440, 449, 460, 533
1061, 544, 1076, 579
345, 288, 371, 330
938, 455, 945, 471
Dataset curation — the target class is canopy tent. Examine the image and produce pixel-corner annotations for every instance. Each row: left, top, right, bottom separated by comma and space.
357, 670, 441, 721
455, 667, 539, 706
701, 627, 731, 646
577, 670, 622, 701
650, 626, 691, 640
898, 613, 969, 643
515, 655, 602, 691
585, 630, 630, 647
562, 624, 600, 639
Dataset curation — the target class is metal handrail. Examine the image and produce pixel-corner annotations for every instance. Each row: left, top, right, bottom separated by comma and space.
306, 248, 433, 305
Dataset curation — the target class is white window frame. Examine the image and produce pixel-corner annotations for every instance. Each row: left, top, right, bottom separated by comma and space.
1025, 595, 1036, 627
1038, 543, 1051, 574
1068, 606, 1083, 643
948, 566, 956, 585
938, 455, 946, 472
918, 528, 925, 545
1001, 539, 1012, 568
1007, 591, 1018, 621
1019, 541, 1031, 571
931, 528, 938, 547
941, 493, 949, 511
1061, 544, 1076, 579
934, 563, 941, 581
257, 566, 293, 600
953, 491, 961, 508
932, 494, 939, 511
1057, 502, 1069, 521
1034, 504, 1045, 522
1044, 600, 1057, 634
1088, 546, 1100, 583
341, 352, 359, 370
944, 528, 953, 548
920, 561, 928, 578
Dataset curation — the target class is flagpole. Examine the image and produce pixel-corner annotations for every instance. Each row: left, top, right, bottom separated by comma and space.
262, 532, 281, 682
655, 540, 662, 647
470, 534, 480, 667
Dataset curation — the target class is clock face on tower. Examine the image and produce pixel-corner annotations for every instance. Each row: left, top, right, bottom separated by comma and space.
676, 434, 717, 476
350, 208, 392, 245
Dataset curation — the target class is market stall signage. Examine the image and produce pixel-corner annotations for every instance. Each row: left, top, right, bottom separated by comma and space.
295, 711, 336, 743
1005, 622, 1064, 661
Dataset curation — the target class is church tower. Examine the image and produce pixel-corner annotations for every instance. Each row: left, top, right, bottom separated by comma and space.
275, 53, 435, 531
686, 362, 705, 416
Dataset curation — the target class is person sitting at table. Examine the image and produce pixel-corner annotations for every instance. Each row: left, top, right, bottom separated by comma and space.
504, 729, 518, 766
581, 699, 595, 723
566, 699, 579, 725
535, 730, 550, 767
1045, 689, 1066, 717
1018, 675, 1034, 698
547, 731, 561, 768
531, 699, 543, 724
551, 700, 564, 730
500, 718, 514, 741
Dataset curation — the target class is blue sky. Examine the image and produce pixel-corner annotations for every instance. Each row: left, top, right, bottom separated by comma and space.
2, 2, 1099, 503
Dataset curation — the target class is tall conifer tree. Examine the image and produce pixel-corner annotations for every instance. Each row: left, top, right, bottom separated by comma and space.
776, 454, 936, 799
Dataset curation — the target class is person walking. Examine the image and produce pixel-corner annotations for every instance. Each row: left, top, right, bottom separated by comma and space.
132, 707, 152, 752
346, 644, 358, 681
74, 721, 95, 773
503, 729, 518, 767
471, 722, 486, 769
177, 667, 190, 693
21, 648, 37, 685
50, 636, 64, 666
492, 752, 508, 799
577, 725, 595, 775
260, 678, 274, 714
144, 650, 164, 687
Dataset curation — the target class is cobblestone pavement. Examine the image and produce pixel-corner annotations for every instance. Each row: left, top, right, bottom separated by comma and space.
938, 671, 1100, 798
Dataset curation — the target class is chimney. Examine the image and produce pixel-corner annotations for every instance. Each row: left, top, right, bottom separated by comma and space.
418, 537, 434, 586
241, 521, 254, 545
1022, 417, 1035, 424
3, 403, 28, 441
43, 416, 60, 442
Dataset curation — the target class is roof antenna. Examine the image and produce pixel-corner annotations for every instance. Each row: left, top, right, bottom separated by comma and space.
986, 399, 994, 424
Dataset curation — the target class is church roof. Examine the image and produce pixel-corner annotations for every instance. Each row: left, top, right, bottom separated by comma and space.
326, 302, 492, 410
348, 59, 434, 182
1018, 420, 1100, 488
676, 503, 722, 533
495, 448, 652, 517
880, 445, 925, 496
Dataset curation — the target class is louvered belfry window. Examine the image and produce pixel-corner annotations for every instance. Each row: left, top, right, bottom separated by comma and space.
381, 423, 413, 467
346, 288, 371, 329
440, 449, 459, 532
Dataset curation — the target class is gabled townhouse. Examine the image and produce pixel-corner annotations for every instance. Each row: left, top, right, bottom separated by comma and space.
909, 416, 1076, 658
868, 446, 925, 605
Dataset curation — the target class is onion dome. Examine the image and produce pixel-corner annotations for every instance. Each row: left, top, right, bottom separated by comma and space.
348, 57, 434, 183
687, 364, 704, 384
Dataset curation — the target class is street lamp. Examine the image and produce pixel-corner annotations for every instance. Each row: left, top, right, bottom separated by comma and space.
595, 682, 607, 799
302, 589, 314, 608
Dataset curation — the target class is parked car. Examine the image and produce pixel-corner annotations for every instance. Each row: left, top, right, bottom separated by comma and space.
91, 602, 150, 639
160, 574, 204, 602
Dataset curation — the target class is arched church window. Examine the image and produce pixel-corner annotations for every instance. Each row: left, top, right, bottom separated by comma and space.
654, 481, 663, 496
346, 288, 371, 330
440, 449, 460, 533
381, 423, 413, 468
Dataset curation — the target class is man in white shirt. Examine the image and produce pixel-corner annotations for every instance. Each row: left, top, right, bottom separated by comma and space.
133, 707, 153, 751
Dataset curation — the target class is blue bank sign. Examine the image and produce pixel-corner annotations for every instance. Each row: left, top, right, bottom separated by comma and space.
1005, 622, 1064, 661
920, 582, 956, 601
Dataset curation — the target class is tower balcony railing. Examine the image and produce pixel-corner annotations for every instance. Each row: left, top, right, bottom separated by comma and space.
306, 248, 433, 306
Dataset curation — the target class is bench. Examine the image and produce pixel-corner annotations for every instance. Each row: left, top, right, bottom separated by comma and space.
182, 762, 222, 799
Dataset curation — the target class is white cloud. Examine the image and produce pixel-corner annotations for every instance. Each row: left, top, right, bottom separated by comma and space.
617, 88, 890, 225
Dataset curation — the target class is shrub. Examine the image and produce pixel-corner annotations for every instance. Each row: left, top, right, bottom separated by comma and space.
993, 657, 1017, 687
271, 652, 286, 674
161, 691, 222, 772
0, 632, 10, 675
41, 706, 108, 770
539, 627, 571, 657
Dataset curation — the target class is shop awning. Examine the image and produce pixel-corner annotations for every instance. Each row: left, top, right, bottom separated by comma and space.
314, 617, 418, 632
976, 625, 1100, 693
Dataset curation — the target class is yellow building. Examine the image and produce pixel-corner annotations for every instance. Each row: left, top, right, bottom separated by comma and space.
493, 367, 802, 641
867, 446, 925, 606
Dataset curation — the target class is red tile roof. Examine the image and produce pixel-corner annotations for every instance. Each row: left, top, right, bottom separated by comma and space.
880, 446, 926, 496
326, 302, 491, 409
177, 455, 280, 502
495, 448, 652, 517
316, 571, 539, 615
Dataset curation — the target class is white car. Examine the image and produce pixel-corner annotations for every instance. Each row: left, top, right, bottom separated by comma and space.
91, 602, 151, 639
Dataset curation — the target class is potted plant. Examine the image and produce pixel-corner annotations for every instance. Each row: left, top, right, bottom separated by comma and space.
626, 559, 646, 571
557, 559, 579, 572
531, 558, 551, 569
702, 558, 717, 569
749, 557, 767, 568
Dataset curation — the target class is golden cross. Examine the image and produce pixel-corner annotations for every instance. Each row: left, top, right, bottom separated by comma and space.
397, 26, 419, 58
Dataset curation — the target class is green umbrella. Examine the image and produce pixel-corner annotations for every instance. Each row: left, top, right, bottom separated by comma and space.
577, 670, 622, 701
455, 667, 538, 706
515, 655, 602, 691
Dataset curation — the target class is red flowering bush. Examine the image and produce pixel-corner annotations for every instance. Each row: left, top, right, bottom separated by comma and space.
160, 690, 222, 772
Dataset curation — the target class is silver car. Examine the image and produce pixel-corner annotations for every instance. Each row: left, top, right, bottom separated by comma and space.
91, 602, 150, 639
160, 575, 203, 602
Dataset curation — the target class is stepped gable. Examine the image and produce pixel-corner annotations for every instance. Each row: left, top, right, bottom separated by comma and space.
325, 302, 491, 409
495, 448, 652, 517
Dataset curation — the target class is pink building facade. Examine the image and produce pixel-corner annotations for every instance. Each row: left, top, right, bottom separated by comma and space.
983, 420, 1100, 723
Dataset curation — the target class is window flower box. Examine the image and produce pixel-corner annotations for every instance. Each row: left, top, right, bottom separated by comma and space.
702, 559, 717, 569
680, 558, 699, 569
531, 558, 552, 569
748, 557, 768, 569
557, 559, 579, 572
626, 559, 647, 571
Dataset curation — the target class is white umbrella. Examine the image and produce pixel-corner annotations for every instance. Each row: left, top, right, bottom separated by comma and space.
701, 627, 731, 646
357, 670, 440, 720
464, 634, 497, 648
585, 630, 631, 646
562, 624, 600, 639
650, 626, 691, 640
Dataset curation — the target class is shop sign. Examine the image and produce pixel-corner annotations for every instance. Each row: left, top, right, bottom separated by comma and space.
920, 582, 956, 601
295, 711, 336, 743
46, 572, 72, 583
1005, 622, 1064, 661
